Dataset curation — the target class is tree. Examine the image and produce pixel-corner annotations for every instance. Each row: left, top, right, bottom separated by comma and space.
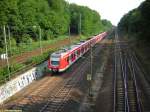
118, 0, 150, 42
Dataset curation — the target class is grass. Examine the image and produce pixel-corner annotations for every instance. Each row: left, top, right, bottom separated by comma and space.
5, 35, 68, 56
0, 50, 55, 85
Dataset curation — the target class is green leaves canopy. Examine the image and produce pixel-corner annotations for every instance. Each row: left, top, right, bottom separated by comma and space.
118, 0, 150, 42
0, 0, 112, 46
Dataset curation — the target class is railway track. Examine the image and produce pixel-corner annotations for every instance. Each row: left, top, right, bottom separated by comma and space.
128, 50, 150, 112
39, 69, 82, 112
113, 29, 142, 112
3, 42, 105, 112
39, 44, 105, 112
113, 44, 142, 112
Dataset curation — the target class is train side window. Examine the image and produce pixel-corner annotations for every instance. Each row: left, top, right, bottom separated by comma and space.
75, 51, 78, 56
77, 50, 80, 55
81, 47, 84, 53
67, 57, 69, 63
71, 54, 74, 59
69, 55, 72, 62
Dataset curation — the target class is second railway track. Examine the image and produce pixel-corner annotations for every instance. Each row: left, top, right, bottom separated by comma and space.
113, 30, 142, 112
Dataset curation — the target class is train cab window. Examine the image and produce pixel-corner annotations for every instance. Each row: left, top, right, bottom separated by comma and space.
51, 61, 59, 66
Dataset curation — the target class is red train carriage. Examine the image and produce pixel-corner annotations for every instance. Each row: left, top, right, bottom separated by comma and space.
48, 32, 107, 72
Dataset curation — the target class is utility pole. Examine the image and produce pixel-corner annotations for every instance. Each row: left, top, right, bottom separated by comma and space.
79, 13, 82, 35
90, 44, 93, 96
91, 45, 93, 78
7, 26, 11, 56
3, 25, 10, 80
87, 45, 93, 97
68, 25, 71, 47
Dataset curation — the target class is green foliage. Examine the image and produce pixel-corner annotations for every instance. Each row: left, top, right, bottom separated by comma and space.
10, 37, 17, 47
9, 63, 24, 73
21, 34, 32, 44
102, 19, 112, 31
0, 48, 58, 84
69, 4, 111, 36
0, 63, 24, 83
0, 50, 55, 83
0, 0, 112, 50
29, 52, 49, 64
0, 48, 4, 54
118, 0, 150, 42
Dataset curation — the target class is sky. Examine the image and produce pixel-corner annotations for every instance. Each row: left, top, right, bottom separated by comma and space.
65, 0, 145, 25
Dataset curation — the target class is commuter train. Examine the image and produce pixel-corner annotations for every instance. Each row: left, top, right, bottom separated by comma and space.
48, 32, 107, 72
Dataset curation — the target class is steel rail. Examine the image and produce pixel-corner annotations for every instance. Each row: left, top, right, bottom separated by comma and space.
120, 50, 130, 112
113, 42, 117, 112
129, 52, 142, 112
39, 43, 103, 112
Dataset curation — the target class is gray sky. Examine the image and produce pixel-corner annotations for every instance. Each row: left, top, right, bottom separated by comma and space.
66, 0, 145, 25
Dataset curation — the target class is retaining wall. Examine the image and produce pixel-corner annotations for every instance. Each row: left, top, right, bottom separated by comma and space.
0, 61, 47, 103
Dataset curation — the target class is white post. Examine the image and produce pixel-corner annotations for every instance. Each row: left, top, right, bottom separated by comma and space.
3, 25, 10, 80
7, 26, 11, 56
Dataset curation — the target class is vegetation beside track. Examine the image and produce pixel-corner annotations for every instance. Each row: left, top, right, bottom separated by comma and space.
0, 50, 52, 85
132, 42, 150, 80
0, 35, 68, 56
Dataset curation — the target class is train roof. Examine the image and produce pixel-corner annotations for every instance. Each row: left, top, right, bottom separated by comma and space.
50, 32, 108, 58
51, 39, 88, 57
50, 35, 100, 58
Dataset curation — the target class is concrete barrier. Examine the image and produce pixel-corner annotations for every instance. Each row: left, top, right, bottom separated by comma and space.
0, 61, 47, 103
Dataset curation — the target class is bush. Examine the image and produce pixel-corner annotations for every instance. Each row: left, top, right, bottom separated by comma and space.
10, 37, 17, 47
44, 30, 54, 40
21, 34, 33, 44
0, 48, 4, 54
0, 63, 25, 83
10, 63, 24, 72
0, 49, 56, 84
30, 52, 49, 64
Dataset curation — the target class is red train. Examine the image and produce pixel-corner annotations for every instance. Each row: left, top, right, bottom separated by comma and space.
48, 32, 107, 72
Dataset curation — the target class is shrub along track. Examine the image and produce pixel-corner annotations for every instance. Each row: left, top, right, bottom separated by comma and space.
2, 41, 110, 112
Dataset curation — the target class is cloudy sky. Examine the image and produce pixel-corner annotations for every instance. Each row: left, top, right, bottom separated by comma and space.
65, 0, 145, 25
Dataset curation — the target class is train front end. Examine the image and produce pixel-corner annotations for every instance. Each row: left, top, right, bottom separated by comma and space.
48, 53, 61, 72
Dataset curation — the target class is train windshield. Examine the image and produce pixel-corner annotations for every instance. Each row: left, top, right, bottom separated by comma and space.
51, 61, 59, 66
